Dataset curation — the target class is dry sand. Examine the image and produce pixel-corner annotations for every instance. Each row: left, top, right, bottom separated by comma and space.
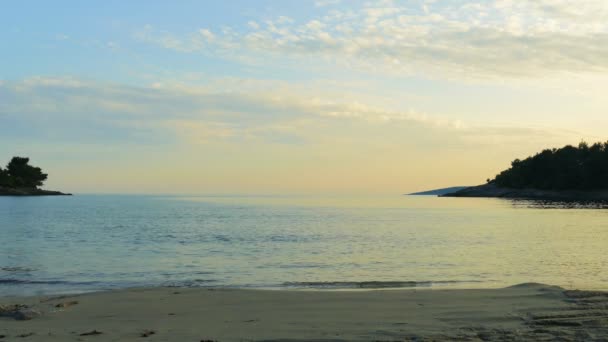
1, 283, 607, 341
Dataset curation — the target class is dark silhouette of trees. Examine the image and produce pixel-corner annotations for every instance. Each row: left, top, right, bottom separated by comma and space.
0, 167, 13, 187
491, 141, 608, 190
0, 157, 48, 189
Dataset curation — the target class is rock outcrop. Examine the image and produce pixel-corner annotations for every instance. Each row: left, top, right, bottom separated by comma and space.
442, 183, 608, 201
0, 186, 71, 196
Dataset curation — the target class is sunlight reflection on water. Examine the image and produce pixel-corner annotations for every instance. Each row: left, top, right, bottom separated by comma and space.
1, 194, 608, 296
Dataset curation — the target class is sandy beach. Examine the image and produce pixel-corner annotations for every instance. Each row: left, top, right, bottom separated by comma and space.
2, 283, 607, 341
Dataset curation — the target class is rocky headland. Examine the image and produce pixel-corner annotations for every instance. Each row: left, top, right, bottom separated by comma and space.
0, 186, 71, 196
442, 183, 608, 201
441, 142, 608, 202
0, 157, 71, 196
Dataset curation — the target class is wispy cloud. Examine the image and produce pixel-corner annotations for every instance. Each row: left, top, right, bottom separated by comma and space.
0, 76, 449, 143
0, 77, 583, 148
315, 0, 341, 8
134, 0, 608, 79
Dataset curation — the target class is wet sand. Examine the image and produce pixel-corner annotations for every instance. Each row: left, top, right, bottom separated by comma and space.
1, 283, 607, 341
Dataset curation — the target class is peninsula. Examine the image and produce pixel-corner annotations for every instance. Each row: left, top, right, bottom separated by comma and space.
443, 141, 608, 201
408, 186, 470, 196
0, 157, 71, 196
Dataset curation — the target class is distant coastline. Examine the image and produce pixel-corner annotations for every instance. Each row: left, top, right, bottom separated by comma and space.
441, 183, 608, 201
408, 186, 470, 196
0, 186, 71, 196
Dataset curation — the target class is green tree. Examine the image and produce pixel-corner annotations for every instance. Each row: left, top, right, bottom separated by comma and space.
492, 141, 608, 190
6, 157, 48, 188
0, 167, 13, 187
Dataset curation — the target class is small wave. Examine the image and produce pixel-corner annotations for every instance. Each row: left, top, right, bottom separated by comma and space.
163, 279, 218, 287
282, 280, 484, 289
0, 278, 100, 285
1, 266, 36, 272
214, 234, 231, 242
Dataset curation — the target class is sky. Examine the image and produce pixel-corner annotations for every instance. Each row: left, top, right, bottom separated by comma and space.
1, 0, 608, 194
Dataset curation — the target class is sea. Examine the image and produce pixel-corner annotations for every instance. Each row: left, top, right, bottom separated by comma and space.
1, 194, 608, 296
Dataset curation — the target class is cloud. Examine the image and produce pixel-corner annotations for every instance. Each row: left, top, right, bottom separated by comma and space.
315, 0, 341, 8
0, 77, 584, 149
0, 77, 437, 144
133, 0, 608, 79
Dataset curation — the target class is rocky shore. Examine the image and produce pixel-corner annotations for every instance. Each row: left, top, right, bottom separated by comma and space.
442, 183, 608, 201
0, 186, 71, 196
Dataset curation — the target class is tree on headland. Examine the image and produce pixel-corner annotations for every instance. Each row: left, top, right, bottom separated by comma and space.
0, 167, 14, 187
0, 157, 48, 189
490, 141, 608, 190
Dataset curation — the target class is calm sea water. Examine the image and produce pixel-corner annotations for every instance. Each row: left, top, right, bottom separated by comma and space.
1, 194, 608, 296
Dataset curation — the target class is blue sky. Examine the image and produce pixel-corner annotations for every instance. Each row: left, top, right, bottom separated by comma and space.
2, 0, 608, 194
3, 1, 345, 82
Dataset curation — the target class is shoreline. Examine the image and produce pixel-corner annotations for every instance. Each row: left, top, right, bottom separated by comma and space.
442, 183, 608, 201
0, 186, 71, 196
7, 279, 607, 298
2, 283, 607, 341
0, 189, 73, 197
